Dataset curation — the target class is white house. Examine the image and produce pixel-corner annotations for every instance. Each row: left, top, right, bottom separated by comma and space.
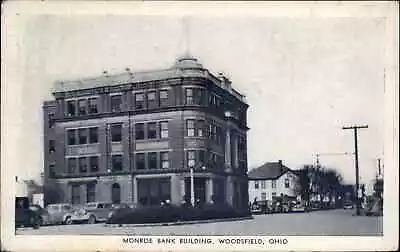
248, 160, 299, 203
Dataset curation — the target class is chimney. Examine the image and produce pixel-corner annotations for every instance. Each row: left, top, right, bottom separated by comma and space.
278, 160, 283, 169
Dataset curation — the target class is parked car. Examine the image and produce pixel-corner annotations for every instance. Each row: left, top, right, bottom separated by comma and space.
108, 203, 131, 219
45, 203, 75, 225
250, 203, 262, 214
364, 197, 383, 216
291, 201, 307, 212
29, 204, 51, 225
15, 197, 40, 229
71, 202, 114, 224
343, 201, 354, 209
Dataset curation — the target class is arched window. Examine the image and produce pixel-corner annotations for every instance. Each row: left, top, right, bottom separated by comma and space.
111, 183, 121, 204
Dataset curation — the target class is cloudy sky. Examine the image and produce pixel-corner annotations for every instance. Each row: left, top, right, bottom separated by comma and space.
4, 3, 393, 192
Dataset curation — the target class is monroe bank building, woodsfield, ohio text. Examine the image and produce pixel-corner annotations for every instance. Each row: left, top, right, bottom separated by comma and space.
42, 56, 249, 213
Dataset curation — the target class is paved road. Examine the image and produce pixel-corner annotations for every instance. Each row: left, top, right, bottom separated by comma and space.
16, 209, 382, 236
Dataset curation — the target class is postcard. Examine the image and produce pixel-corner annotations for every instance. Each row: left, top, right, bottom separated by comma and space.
1, 1, 398, 251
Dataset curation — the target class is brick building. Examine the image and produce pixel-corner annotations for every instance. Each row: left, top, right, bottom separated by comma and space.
43, 56, 249, 212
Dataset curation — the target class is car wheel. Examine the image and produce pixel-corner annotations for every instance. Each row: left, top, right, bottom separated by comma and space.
87, 215, 96, 224
37, 217, 43, 226
64, 216, 73, 225
32, 217, 40, 229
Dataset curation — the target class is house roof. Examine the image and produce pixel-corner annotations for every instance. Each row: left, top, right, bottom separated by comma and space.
248, 161, 296, 180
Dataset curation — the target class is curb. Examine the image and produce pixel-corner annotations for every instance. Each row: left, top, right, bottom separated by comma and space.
105, 216, 253, 228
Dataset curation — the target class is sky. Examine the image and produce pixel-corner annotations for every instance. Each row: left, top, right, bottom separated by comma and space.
8, 10, 389, 192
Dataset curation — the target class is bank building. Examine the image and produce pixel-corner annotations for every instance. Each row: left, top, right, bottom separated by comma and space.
43, 56, 249, 212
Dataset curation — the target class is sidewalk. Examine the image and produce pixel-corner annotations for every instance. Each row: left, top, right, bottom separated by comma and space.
105, 215, 253, 228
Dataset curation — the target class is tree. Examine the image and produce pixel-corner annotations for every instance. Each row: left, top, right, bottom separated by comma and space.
294, 165, 313, 205
294, 164, 343, 207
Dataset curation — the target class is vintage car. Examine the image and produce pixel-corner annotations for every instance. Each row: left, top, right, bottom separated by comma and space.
45, 203, 76, 225
29, 204, 51, 225
291, 201, 307, 212
343, 200, 354, 209
70, 202, 114, 224
364, 197, 383, 216
108, 203, 131, 219
15, 197, 41, 229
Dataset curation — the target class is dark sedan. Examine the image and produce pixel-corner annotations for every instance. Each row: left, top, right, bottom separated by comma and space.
15, 197, 40, 229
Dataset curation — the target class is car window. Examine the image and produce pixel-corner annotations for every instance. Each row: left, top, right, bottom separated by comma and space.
46, 205, 59, 211
85, 203, 96, 209
104, 203, 112, 208
98, 204, 104, 209
29, 206, 40, 211
63, 205, 72, 210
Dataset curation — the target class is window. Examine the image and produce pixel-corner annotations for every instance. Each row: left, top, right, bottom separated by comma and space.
261, 181, 266, 189
67, 129, 76, 145
79, 157, 87, 173
135, 123, 145, 140
63, 204, 72, 211
86, 184, 96, 203
159, 90, 168, 106
67, 158, 76, 173
160, 152, 169, 169
112, 155, 123, 171
71, 185, 80, 205
285, 178, 290, 188
211, 125, 217, 141
147, 122, 157, 139
187, 151, 195, 168
48, 112, 55, 128
195, 89, 205, 105
111, 124, 122, 142
148, 152, 157, 169
198, 150, 205, 163
185, 88, 194, 105
78, 128, 87, 144
49, 164, 55, 178
136, 153, 145, 170
160, 121, 168, 139
254, 181, 259, 189
78, 99, 86, 115
196, 120, 204, 137
111, 183, 121, 204
49, 140, 55, 153
89, 127, 98, 143
217, 126, 223, 144
111, 95, 122, 112
147, 91, 157, 108
271, 180, 277, 189
135, 93, 144, 110
186, 119, 195, 137
88, 98, 98, 114
90, 156, 99, 172
67, 100, 76, 116
272, 192, 277, 198
261, 192, 267, 201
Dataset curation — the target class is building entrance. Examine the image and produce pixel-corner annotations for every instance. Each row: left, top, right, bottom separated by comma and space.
137, 178, 171, 206
184, 178, 206, 206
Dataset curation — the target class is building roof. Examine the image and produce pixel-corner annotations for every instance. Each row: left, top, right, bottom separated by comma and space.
52, 56, 246, 103
248, 161, 295, 180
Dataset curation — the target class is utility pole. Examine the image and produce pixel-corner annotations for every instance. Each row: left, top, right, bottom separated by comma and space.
377, 158, 382, 178
342, 124, 368, 216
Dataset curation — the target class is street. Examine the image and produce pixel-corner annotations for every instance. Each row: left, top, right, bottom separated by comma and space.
16, 209, 382, 236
